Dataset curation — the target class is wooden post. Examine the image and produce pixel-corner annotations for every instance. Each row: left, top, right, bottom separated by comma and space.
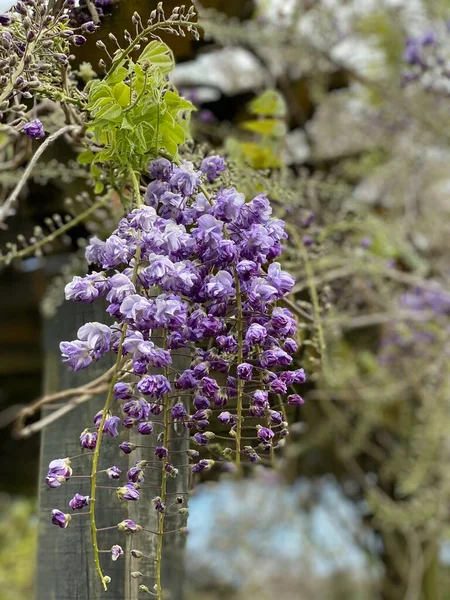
36, 299, 189, 599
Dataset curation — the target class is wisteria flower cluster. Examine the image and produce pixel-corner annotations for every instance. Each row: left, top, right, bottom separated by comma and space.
402, 26, 450, 92
47, 155, 305, 592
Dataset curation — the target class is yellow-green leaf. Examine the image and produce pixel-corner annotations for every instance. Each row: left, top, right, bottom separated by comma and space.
248, 89, 287, 117
240, 118, 287, 138
137, 40, 174, 74
114, 82, 131, 107
77, 149, 94, 164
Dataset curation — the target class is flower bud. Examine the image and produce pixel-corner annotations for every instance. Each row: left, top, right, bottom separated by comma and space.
131, 571, 143, 579
111, 545, 123, 561
117, 483, 140, 501
82, 21, 96, 34
51, 509, 71, 528
117, 519, 142, 532
131, 549, 143, 558
72, 35, 86, 46
106, 466, 121, 480
0, 14, 12, 26
119, 441, 136, 454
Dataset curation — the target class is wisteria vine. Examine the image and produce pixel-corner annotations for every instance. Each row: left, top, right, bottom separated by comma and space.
46, 156, 306, 596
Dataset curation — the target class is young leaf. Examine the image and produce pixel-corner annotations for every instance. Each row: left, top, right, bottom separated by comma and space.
114, 82, 131, 107
77, 149, 94, 165
240, 118, 287, 138
137, 41, 174, 74
248, 89, 287, 117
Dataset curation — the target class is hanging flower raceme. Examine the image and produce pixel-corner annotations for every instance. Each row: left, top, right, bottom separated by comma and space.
47, 155, 305, 592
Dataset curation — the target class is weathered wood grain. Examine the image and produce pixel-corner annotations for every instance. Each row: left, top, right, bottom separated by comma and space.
37, 299, 189, 599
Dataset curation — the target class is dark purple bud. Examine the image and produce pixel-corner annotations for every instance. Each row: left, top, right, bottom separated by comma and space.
192, 432, 215, 446
171, 403, 187, 420
0, 14, 12, 26
69, 493, 89, 510
82, 21, 96, 33
103, 415, 120, 437
257, 425, 274, 443
23, 119, 45, 139
79, 429, 97, 450
191, 459, 214, 473
119, 442, 136, 455
106, 466, 121, 479
269, 410, 283, 425
122, 417, 136, 429
154, 446, 168, 460
287, 394, 305, 406
127, 466, 145, 483
114, 382, 133, 400
72, 34, 87, 46
237, 363, 253, 381
193, 395, 210, 410
137, 421, 153, 435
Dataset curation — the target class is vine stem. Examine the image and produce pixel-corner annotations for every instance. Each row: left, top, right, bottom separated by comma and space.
156, 332, 170, 600
107, 20, 201, 78
233, 269, 244, 473
0, 124, 80, 225
1, 197, 107, 264
288, 225, 327, 370
90, 170, 142, 590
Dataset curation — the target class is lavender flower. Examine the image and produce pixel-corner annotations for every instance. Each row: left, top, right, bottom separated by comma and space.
117, 483, 140, 501
256, 426, 274, 443
287, 394, 305, 406
137, 421, 153, 435
106, 466, 121, 480
191, 459, 215, 473
51, 509, 71, 528
69, 493, 89, 510
200, 155, 226, 183
114, 382, 133, 400
79, 429, 97, 449
118, 519, 142, 532
111, 545, 124, 561
23, 119, 45, 139
119, 442, 136, 454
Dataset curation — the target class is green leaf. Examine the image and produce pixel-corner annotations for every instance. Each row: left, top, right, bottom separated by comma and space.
164, 90, 195, 113
248, 89, 287, 117
137, 40, 174, 74
240, 118, 287, 138
87, 81, 113, 106
96, 101, 123, 121
77, 149, 94, 164
133, 62, 146, 95
90, 163, 101, 178
106, 66, 128, 86
114, 82, 131, 107
94, 181, 105, 194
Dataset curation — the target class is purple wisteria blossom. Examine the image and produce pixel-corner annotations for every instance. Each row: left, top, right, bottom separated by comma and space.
69, 493, 89, 510
49, 155, 306, 550
23, 119, 45, 139
51, 509, 71, 528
